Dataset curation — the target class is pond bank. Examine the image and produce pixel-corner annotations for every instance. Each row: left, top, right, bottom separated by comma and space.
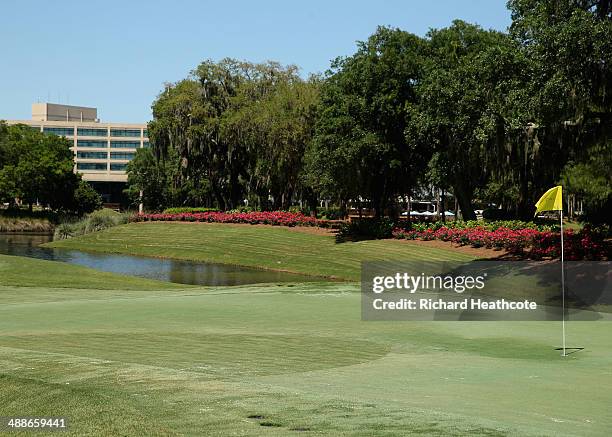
0, 217, 54, 233
0, 233, 322, 286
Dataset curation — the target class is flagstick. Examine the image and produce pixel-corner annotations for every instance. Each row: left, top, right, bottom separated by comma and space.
560, 209, 566, 357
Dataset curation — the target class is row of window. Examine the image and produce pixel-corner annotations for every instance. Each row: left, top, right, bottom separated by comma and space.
76, 163, 127, 171
76, 140, 145, 149
110, 140, 141, 148
110, 152, 135, 160
76, 151, 136, 160
78, 128, 108, 137
43, 127, 74, 136
77, 140, 107, 148
77, 151, 107, 159
110, 129, 142, 137
42, 127, 148, 138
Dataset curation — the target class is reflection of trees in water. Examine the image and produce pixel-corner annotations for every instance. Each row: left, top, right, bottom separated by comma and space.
1, 234, 312, 286
167, 259, 305, 286
0, 233, 56, 260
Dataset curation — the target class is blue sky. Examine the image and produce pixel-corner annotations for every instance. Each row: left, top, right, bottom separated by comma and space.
0, 0, 511, 123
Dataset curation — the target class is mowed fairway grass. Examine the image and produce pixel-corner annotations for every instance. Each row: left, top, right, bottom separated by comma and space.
0, 225, 609, 435
45, 222, 474, 280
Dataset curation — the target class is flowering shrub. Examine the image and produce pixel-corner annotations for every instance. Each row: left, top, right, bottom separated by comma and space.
408, 220, 558, 233
162, 207, 219, 214
132, 211, 319, 227
393, 225, 609, 260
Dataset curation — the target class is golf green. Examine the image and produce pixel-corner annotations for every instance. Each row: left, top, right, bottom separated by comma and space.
1, 254, 610, 436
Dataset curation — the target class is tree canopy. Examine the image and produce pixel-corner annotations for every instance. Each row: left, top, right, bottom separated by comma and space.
0, 122, 101, 214
133, 1, 611, 224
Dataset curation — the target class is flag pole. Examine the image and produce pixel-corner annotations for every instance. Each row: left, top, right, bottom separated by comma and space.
560, 209, 566, 357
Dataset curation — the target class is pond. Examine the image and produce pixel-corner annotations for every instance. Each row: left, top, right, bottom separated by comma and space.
0, 233, 320, 286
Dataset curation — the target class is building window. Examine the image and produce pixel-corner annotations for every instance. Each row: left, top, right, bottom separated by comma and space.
110, 140, 139, 149
29, 125, 41, 131
77, 163, 106, 171
110, 163, 127, 171
143, 129, 148, 137
110, 128, 141, 137
43, 126, 74, 136
143, 141, 150, 148
77, 140, 107, 148
110, 152, 135, 160
77, 151, 107, 159
77, 127, 108, 137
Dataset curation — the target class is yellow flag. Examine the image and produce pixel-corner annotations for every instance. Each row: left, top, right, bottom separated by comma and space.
534, 185, 563, 215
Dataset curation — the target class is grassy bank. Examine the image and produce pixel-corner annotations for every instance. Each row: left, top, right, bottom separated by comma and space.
1, 257, 611, 435
46, 222, 474, 280
0, 254, 187, 291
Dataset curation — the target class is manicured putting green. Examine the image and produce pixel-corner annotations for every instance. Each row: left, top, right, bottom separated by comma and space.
1, 255, 611, 435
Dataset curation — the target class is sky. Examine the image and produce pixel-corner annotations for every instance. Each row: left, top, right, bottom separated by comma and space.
0, 0, 511, 123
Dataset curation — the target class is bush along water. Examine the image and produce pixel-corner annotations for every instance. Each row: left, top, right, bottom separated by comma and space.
54, 209, 131, 240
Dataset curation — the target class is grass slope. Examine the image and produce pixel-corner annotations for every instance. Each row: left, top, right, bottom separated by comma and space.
1, 260, 611, 435
46, 222, 473, 280
0, 254, 188, 292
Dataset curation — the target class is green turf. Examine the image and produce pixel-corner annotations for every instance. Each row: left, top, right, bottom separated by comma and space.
45, 222, 474, 280
0, 253, 188, 291
1, 258, 611, 436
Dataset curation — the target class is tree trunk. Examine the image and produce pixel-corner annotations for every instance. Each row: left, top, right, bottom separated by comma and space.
212, 184, 226, 211
441, 189, 446, 223
453, 184, 476, 220
406, 194, 411, 225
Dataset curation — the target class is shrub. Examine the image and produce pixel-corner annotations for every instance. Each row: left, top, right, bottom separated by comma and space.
336, 218, 395, 241
72, 180, 103, 216
53, 208, 130, 241
53, 222, 77, 240
162, 207, 219, 214
226, 206, 255, 214
85, 208, 129, 233
0, 216, 54, 233
392, 223, 609, 260
132, 211, 319, 227
318, 207, 345, 220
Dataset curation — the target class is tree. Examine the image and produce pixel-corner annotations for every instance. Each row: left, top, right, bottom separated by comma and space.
126, 148, 173, 211
504, 0, 612, 217
306, 27, 427, 217
146, 59, 319, 211
406, 21, 526, 219
72, 180, 103, 216
561, 141, 612, 224
0, 124, 78, 211
222, 74, 320, 209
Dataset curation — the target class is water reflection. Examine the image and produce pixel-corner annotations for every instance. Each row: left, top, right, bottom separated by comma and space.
0, 233, 318, 286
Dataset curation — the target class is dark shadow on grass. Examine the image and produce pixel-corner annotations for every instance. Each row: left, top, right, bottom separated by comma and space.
554, 347, 584, 355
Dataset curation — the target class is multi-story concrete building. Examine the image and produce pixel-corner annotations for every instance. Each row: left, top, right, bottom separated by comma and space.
4, 103, 149, 203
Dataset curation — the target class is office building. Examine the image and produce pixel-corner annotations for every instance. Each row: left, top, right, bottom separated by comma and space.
5, 103, 149, 203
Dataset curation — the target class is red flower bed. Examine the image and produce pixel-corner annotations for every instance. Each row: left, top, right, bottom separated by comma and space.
392, 226, 608, 260
131, 211, 319, 227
